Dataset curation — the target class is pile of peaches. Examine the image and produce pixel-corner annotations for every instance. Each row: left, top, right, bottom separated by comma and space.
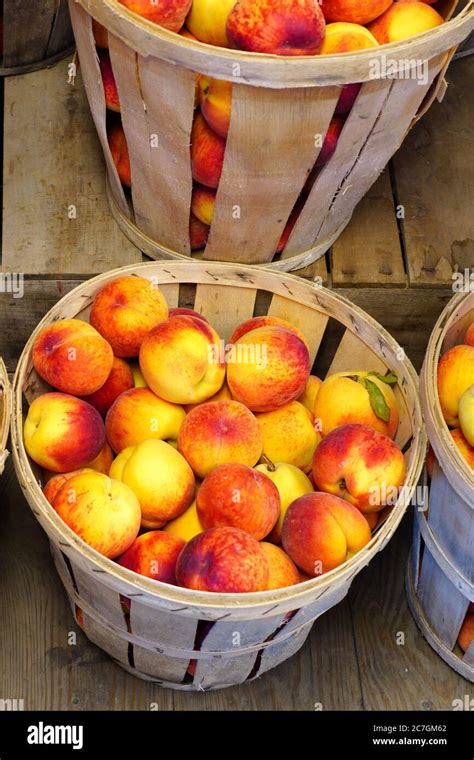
428, 321, 474, 475
95, 0, 448, 253
23, 275, 408, 594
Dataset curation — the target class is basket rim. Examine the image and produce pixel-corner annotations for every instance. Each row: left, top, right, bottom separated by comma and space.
12, 260, 427, 612
75, 0, 474, 87
0, 358, 11, 468
420, 291, 474, 507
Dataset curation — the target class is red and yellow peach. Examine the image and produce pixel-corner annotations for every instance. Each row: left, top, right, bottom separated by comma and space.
178, 400, 263, 478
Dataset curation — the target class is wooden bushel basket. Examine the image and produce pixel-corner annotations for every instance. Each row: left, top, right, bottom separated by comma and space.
12, 262, 426, 690
0, 359, 11, 477
407, 292, 474, 682
1, 0, 74, 77
68, 0, 474, 271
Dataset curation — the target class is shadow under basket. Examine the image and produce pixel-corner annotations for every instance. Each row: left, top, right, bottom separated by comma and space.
1, 0, 74, 77
12, 262, 426, 690
406, 291, 474, 682
68, 0, 474, 271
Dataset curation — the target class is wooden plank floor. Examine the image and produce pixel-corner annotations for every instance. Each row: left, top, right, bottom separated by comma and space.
0, 53, 473, 710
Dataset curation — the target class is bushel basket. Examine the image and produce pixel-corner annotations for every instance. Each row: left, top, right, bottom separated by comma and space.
12, 262, 426, 690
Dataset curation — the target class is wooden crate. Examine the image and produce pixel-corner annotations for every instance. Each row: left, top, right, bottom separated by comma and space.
0, 358, 11, 476
407, 292, 474, 681
11, 261, 426, 690
1, 0, 74, 76
67, 0, 474, 272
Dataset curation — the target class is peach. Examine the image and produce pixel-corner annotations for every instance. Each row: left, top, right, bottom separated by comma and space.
282, 491, 371, 576
190, 212, 210, 250
87, 441, 114, 475
110, 439, 195, 529
92, 18, 109, 48
32, 319, 113, 397
313, 423, 407, 513
139, 315, 226, 404
260, 543, 300, 589
184, 380, 232, 413
458, 612, 474, 653
336, 83, 362, 115
98, 49, 120, 112
117, 531, 185, 585
178, 400, 263, 478
365, 512, 379, 530
464, 323, 474, 347
257, 401, 321, 472
191, 112, 226, 189
197, 463, 280, 540
450, 428, 474, 469
53, 470, 141, 558
108, 122, 131, 187
437, 345, 474, 427
81, 357, 134, 417
276, 198, 305, 255
319, 22, 379, 54
43, 468, 92, 505
186, 0, 236, 47
227, 0, 326, 56
105, 387, 185, 453
227, 326, 311, 413
459, 385, 474, 447
255, 461, 314, 544
321, 0, 392, 25
118, 0, 192, 32
316, 116, 345, 168
427, 429, 474, 475
176, 526, 269, 592
24, 393, 105, 473
313, 371, 399, 438
200, 78, 233, 139
180, 28, 199, 40
90, 275, 169, 358
191, 184, 216, 226
229, 315, 310, 350
75, 606, 86, 631
168, 307, 208, 322
298, 375, 323, 416
426, 445, 436, 479
164, 500, 203, 542
368, 2, 443, 44
130, 363, 148, 388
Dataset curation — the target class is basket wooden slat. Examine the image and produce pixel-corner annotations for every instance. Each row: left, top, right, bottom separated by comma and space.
69, 0, 474, 271
69, 2, 129, 217
408, 292, 473, 682
318, 55, 446, 245
282, 78, 389, 260
204, 83, 340, 265
12, 261, 426, 690
267, 294, 329, 365
1, 0, 74, 76
407, 496, 473, 682
193, 284, 257, 342
110, 35, 196, 254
